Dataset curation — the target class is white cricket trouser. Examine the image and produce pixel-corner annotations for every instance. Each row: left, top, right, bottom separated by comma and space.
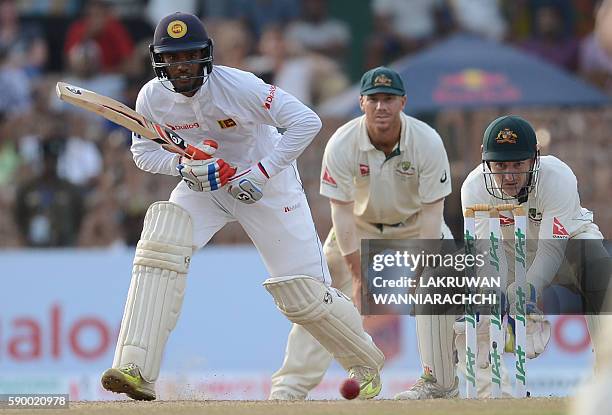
270, 220, 453, 397
568, 224, 609, 372
170, 163, 330, 283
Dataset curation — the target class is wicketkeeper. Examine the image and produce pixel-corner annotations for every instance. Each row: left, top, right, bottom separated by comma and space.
397, 115, 611, 399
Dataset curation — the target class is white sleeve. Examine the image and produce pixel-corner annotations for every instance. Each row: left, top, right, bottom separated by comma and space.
231, 73, 322, 177
527, 171, 578, 292
417, 130, 452, 203
130, 87, 181, 176
319, 134, 355, 202
460, 176, 477, 213
330, 201, 359, 256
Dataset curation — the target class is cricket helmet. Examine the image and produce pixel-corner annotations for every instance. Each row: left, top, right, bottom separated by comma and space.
149, 12, 213, 93
481, 115, 540, 203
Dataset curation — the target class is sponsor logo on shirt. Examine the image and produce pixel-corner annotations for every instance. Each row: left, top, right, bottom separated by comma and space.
359, 164, 370, 176
166, 122, 200, 131
322, 167, 337, 187
395, 160, 415, 176
263, 85, 277, 110
440, 170, 447, 183
283, 202, 301, 213
217, 118, 237, 129
552, 217, 570, 239
499, 213, 514, 226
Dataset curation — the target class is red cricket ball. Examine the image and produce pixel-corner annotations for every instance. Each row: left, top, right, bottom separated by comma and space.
340, 378, 360, 400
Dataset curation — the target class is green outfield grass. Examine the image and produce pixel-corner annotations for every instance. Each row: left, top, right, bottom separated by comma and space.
14, 398, 570, 415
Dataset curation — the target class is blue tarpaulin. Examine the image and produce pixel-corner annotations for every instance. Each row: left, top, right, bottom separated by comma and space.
319, 34, 610, 117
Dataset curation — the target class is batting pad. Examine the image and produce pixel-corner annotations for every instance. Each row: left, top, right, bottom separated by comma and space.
113, 201, 193, 382
263, 276, 384, 371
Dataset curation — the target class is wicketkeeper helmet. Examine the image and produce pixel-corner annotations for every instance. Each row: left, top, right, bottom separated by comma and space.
481, 115, 540, 203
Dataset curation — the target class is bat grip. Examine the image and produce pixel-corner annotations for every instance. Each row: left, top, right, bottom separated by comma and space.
185, 144, 212, 160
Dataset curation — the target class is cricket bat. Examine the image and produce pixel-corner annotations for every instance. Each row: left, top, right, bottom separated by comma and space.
55, 81, 212, 161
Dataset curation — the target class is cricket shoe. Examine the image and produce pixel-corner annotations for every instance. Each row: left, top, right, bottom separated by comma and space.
268, 390, 306, 400
101, 363, 156, 401
394, 375, 459, 400
348, 366, 382, 399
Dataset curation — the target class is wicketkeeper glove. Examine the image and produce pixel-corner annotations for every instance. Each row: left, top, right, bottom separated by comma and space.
227, 162, 269, 204
454, 314, 494, 369
177, 140, 236, 192
506, 281, 552, 359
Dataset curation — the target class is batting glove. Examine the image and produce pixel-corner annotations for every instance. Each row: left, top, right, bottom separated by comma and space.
227, 162, 269, 204
177, 140, 236, 192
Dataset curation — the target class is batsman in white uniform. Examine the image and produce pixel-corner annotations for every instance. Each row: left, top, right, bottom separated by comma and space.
397, 115, 610, 399
269, 67, 454, 400
99, 12, 384, 401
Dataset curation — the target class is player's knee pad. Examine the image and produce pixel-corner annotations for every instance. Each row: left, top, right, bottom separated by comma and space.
263, 275, 384, 371
113, 201, 193, 382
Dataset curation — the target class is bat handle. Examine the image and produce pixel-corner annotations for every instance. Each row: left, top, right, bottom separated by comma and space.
185, 144, 212, 160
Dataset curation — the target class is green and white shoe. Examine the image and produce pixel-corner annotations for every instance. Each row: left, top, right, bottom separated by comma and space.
101, 363, 156, 401
394, 375, 459, 400
348, 366, 382, 399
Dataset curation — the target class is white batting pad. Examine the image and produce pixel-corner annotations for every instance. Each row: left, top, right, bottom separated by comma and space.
113, 202, 193, 382
415, 314, 456, 388
270, 275, 354, 396
263, 275, 384, 371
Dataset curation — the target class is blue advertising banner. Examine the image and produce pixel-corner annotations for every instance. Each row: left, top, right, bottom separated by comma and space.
0, 248, 594, 399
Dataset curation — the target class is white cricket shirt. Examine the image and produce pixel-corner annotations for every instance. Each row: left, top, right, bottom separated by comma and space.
320, 112, 452, 234
130, 65, 322, 177
461, 155, 600, 290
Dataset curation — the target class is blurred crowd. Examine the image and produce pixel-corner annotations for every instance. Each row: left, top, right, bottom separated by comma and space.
0, 0, 610, 248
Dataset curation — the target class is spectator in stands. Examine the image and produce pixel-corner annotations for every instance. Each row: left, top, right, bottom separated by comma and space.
207, 20, 251, 69
16, 0, 81, 16
234, 0, 300, 38
518, 2, 580, 71
14, 137, 84, 247
0, 114, 20, 189
18, 111, 100, 190
502, 0, 532, 42
447, 0, 507, 40
64, 0, 134, 73
285, 0, 350, 61
146, 0, 198, 28
0, 46, 32, 118
0, 0, 48, 78
247, 24, 348, 107
366, 0, 448, 68
595, 0, 612, 56
77, 173, 124, 247
579, 1, 612, 94
53, 39, 125, 134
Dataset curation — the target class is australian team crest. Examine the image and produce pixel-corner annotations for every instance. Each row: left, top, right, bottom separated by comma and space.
374, 74, 392, 87
528, 208, 542, 222
395, 160, 415, 176
496, 128, 518, 144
